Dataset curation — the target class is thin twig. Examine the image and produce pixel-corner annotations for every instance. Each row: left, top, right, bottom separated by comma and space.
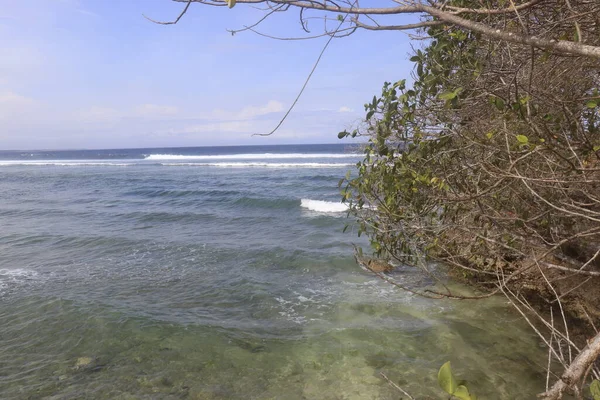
380, 372, 415, 400
144, 0, 192, 25
253, 8, 350, 136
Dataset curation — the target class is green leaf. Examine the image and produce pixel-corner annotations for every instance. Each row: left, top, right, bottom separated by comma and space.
516, 135, 529, 144
338, 130, 348, 139
490, 96, 505, 111
337, 14, 343, 21
227, 0, 237, 8
438, 91, 457, 101
591, 379, 600, 400
587, 100, 598, 109
438, 361, 457, 395
453, 385, 473, 400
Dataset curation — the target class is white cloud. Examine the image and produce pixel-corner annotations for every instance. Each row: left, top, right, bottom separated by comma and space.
238, 100, 283, 119
0, 91, 36, 120
338, 106, 354, 113
0, 91, 34, 105
210, 100, 284, 120
134, 104, 179, 117
76, 8, 100, 18
76, 106, 120, 123
74, 104, 180, 123
170, 121, 254, 135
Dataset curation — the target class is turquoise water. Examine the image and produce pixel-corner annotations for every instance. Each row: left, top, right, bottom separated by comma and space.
0, 145, 546, 399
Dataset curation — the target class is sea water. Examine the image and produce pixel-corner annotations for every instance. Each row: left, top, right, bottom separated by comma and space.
0, 144, 546, 399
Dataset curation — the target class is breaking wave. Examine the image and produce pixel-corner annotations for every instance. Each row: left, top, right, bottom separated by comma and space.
0, 161, 132, 167
0, 161, 353, 168
145, 153, 360, 160
161, 162, 353, 168
300, 199, 348, 213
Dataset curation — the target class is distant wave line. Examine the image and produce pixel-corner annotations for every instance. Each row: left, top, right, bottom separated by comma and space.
161, 162, 353, 168
145, 153, 360, 160
0, 161, 354, 168
0, 161, 133, 166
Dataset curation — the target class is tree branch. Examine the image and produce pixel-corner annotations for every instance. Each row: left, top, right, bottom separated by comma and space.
538, 332, 600, 400
145, 0, 193, 24
353, 19, 443, 31
420, 4, 600, 59
169, 0, 600, 59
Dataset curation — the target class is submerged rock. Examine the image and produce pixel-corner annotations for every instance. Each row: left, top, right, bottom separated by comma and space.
71, 356, 106, 373
366, 259, 394, 273
231, 338, 267, 353
74, 357, 93, 369
353, 244, 394, 273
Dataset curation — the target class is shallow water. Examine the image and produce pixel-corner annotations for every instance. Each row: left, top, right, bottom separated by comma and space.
0, 145, 546, 399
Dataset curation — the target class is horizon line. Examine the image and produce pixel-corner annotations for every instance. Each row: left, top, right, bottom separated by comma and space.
0, 142, 365, 153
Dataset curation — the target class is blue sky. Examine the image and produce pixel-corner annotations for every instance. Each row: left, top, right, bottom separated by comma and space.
0, 0, 416, 149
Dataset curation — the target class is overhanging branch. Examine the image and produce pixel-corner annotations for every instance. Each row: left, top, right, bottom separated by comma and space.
164, 0, 600, 59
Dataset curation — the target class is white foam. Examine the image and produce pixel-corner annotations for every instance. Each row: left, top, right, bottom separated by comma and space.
161, 162, 353, 168
300, 199, 348, 213
0, 161, 131, 166
0, 268, 37, 277
0, 269, 38, 293
146, 153, 360, 160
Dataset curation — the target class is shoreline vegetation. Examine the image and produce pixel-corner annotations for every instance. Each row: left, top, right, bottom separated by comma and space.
156, 1, 600, 398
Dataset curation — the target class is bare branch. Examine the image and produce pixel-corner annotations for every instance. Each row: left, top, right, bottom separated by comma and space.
380, 372, 416, 400
543, 262, 600, 277
253, 12, 349, 136
145, 0, 193, 25
538, 332, 600, 400
170, 0, 600, 59
353, 19, 443, 31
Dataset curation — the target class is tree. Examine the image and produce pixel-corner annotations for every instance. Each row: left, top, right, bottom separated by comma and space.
156, 0, 600, 59
153, 1, 600, 398
339, 10, 600, 398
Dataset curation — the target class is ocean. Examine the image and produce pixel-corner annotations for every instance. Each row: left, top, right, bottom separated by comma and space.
0, 144, 545, 399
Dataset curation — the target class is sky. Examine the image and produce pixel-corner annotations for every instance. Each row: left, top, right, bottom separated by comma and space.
0, 0, 417, 150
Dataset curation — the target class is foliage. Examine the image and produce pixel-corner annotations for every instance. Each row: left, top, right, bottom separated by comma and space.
340, 0, 600, 294
338, 0, 600, 397
438, 362, 477, 400
592, 380, 600, 400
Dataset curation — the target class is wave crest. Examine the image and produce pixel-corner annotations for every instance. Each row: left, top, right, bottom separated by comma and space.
146, 153, 359, 160
161, 162, 352, 168
300, 199, 348, 213
0, 161, 131, 166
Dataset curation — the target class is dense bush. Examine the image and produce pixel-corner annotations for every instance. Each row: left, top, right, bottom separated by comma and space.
338, 1, 600, 397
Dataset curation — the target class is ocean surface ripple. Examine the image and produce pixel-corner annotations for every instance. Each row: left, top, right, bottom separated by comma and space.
0, 144, 546, 399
